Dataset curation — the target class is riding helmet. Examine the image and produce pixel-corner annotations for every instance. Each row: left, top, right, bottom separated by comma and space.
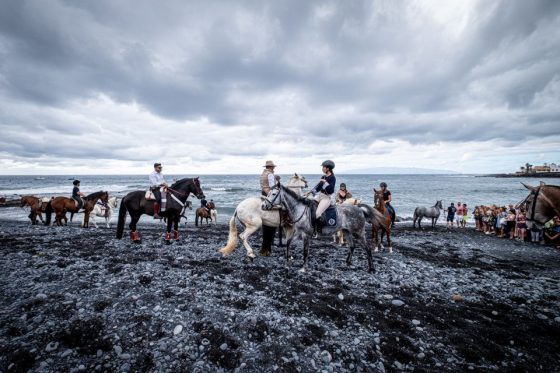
321, 160, 335, 170
340, 183, 346, 188
380, 182, 387, 188
73, 180, 80, 186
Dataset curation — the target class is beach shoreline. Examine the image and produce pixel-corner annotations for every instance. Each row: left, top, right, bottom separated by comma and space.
1, 220, 559, 371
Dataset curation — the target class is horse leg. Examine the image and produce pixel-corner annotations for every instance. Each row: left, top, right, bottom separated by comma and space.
345, 231, 355, 267
361, 231, 373, 272
91, 213, 98, 228
418, 217, 422, 229
165, 216, 172, 244
372, 226, 380, 252
129, 214, 141, 243
173, 216, 180, 240
300, 235, 310, 272
285, 236, 293, 267
240, 224, 259, 259
386, 226, 392, 253
106, 210, 111, 228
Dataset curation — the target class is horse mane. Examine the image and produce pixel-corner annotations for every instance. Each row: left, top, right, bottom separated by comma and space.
86, 191, 107, 200
281, 184, 314, 206
171, 177, 196, 189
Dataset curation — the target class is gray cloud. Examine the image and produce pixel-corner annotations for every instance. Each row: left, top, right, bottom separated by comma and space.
0, 0, 559, 173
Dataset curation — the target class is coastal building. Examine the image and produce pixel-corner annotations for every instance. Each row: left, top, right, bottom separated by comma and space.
517, 162, 559, 174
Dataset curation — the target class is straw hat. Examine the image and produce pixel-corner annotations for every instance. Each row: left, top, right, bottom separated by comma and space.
263, 160, 277, 168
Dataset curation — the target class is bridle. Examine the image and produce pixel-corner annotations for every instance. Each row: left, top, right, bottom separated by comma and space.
520, 186, 560, 224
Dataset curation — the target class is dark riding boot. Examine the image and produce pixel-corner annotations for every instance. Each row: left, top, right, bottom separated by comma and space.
153, 202, 161, 219
260, 225, 276, 256
314, 217, 324, 237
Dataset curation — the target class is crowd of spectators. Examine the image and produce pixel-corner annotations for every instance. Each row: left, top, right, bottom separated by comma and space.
470, 204, 559, 249
444, 201, 560, 249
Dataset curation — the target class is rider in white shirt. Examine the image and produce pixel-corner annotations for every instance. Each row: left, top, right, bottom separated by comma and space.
149, 162, 167, 218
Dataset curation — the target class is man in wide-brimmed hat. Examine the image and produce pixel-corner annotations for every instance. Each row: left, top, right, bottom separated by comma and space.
259, 160, 277, 256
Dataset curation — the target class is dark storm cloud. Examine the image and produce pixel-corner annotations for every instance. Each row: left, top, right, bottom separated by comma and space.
0, 0, 559, 169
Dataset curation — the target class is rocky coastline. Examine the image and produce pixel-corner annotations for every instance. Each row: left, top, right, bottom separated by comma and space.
1, 220, 559, 372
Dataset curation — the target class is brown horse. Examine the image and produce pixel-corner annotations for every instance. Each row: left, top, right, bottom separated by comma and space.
21, 195, 50, 225
45, 191, 109, 227
195, 201, 216, 226
520, 182, 560, 225
372, 188, 393, 252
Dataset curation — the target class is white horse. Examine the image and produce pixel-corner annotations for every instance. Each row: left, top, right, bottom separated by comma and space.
218, 173, 307, 259
86, 196, 118, 228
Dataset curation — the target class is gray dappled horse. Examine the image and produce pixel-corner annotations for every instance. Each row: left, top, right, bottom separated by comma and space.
519, 182, 560, 225
413, 200, 443, 228
262, 183, 372, 272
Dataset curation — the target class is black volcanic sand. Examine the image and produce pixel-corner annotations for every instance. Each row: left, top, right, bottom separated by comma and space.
1, 220, 559, 372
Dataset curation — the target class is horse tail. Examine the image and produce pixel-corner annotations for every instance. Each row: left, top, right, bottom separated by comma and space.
116, 198, 127, 239
218, 211, 238, 256
44, 201, 53, 226
195, 208, 199, 227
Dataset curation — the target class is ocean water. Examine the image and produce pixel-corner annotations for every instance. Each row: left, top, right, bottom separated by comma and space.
1, 174, 559, 225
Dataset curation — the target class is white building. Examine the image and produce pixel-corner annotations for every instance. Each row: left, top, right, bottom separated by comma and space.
550, 163, 560, 172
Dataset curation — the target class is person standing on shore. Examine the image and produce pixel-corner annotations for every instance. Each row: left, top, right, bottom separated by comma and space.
446, 202, 456, 229
149, 162, 167, 219
455, 202, 464, 228
379, 182, 395, 227
462, 203, 468, 228
259, 160, 277, 256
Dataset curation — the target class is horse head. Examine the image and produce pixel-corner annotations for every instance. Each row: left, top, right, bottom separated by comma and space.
262, 184, 281, 211
436, 200, 443, 209
171, 177, 205, 199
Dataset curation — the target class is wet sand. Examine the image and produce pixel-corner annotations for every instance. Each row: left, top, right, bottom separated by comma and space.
0, 220, 559, 372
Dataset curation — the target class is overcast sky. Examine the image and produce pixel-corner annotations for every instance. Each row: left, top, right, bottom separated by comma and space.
1, 0, 559, 175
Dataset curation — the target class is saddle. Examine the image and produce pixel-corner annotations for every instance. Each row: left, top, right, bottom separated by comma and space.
321, 205, 338, 227
73, 197, 84, 210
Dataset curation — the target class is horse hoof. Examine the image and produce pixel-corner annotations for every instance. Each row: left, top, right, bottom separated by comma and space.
165, 240, 171, 245
134, 239, 142, 244
298, 267, 306, 273
373, 248, 379, 253
388, 247, 393, 253
259, 249, 270, 257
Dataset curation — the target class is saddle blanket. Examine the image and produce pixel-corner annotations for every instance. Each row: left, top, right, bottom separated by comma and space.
146, 187, 166, 201
321, 206, 337, 227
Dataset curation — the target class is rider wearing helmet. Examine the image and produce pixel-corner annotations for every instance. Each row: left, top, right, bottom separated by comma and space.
308, 160, 336, 232
379, 182, 396, 227
72, 180, 85, 209
336, 182, 353, 204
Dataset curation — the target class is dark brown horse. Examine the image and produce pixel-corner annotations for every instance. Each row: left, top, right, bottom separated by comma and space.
21, 195, 49, 225
195, 201, 216, 226
372, 188, 393, 253
116, 177, 205, 243
520, 182, 560, 225
45, 191, 109, 227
